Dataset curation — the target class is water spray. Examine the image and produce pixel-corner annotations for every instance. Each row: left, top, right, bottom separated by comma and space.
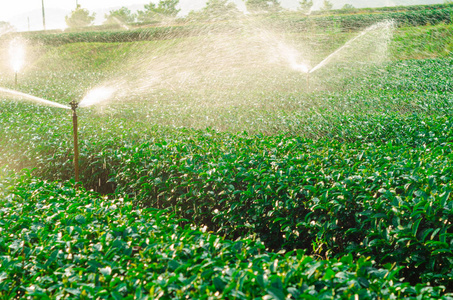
291, 63, 311, 90
9, 39, 25, 86
288, 20, 394, 91
69, 100, 80, 183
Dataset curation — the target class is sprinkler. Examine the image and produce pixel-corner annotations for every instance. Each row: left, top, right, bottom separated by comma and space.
70, 100, 79, 183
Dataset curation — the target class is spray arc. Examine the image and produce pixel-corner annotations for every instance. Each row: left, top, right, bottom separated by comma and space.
285, 20, 394, 90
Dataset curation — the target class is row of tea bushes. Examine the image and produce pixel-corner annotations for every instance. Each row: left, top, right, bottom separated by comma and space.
2, 170, 450, 299
106, 116, 453, 288
271, 5, 453, 33
315, 3, 453, 15
1, 55, 453, 290
7, 3, 453, 47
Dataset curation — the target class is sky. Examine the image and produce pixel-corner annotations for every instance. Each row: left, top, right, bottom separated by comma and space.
0, 0, 445, 31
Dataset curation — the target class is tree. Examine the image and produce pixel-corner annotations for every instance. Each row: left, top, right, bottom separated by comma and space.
298, 0, 313, 14
188, 0, 241, 20
320, 0, 333, 11
65, 5, 96, 28
205, 0, 239, 14
155, 0, 180, 17
246, 0, 282, 13
104, 7, 136, 25
0, 21, 14, 34
342, 4, 355, 10
137, 0, 180, 22
137, 3, 158, 22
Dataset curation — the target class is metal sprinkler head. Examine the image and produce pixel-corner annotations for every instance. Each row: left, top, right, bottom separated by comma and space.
70, 100, 79, 112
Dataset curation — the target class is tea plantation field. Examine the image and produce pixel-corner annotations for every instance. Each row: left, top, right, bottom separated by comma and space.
1, 14, 453, 299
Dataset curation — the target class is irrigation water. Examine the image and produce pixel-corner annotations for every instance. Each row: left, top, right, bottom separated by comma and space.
75, 18, 394, 113
0, 87, 70, 109
308, 21, 394, 74
0, 16, 395, 181
9, 38, 25, 85
79, 86, 118, 108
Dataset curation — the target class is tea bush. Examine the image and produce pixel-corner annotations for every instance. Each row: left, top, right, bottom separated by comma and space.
1, 17, 453, 296
273, 5, 453, 33
6, 4, 453, 47
3, 170, 450, 299
105, 116, 453, 286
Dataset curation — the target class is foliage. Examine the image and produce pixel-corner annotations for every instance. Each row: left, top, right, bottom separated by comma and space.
15, 4, 453, 45
8, 3, 453, 46
2, 171, 449, 299
273, 5, 453, 32
342, 4, 355, 10
246, 0, 282, 13
65, 5, 96, 28
104, 7, 136, 25
320, 0, 334, 11
314, 2, 453, 15
298, 0, 313, 14
2, 50, 453, 289
155, 0, 181, 17
137, 3, 159, 23
188, 0, 242, 20
137, 0, 181, 22
2, 10, 453, 296
391, 23, 453, 59
16, 26, 198, 46
102, 113, 453, 288
0, 21, 14, 34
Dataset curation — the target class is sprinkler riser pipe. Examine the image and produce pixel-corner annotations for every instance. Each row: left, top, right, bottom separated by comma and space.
15, 72, 17, 86
73, 110, 79, 182
70, 101, 79, 183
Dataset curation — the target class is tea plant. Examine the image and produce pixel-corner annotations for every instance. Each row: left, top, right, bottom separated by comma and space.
1, 11, 453, 296
2, 170, 449, 299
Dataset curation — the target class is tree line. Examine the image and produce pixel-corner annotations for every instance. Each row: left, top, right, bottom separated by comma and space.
65, 0, 339, 28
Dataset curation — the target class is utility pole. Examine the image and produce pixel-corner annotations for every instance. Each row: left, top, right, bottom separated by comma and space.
41, 0, 46, 30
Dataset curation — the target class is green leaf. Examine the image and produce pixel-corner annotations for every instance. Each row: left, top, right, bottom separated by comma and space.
266, 287, 286, 300
0, 272, 7, 283
256, 274, 267, 288
322, 268, 336, 280
66, 288, 81, 296
75, 215, 86, 225
213, 277, 226, 291
412, 218, 422, 237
